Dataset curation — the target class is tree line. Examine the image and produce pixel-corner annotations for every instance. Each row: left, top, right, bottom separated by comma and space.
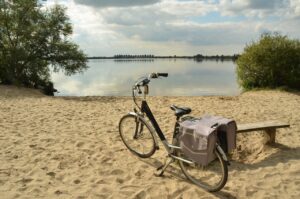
194, 54, 240, 61
87, 54, 240, 61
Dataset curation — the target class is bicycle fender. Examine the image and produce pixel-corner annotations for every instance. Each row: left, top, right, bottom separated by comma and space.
216, 145, 228, 162
128, 112, 138, 116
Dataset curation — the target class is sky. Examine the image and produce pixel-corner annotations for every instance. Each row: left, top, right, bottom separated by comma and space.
43, 0, 300, 56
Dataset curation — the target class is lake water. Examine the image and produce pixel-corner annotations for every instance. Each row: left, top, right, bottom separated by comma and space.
51, 59, 240, 96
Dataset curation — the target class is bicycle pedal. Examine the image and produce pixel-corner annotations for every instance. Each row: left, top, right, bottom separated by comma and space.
156, 165, 164, 171
154, 169, 164, 177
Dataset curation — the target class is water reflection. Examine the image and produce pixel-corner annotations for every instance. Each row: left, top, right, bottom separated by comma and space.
51, 59, 240, 96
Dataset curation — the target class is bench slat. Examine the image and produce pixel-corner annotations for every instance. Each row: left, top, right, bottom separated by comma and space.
237, 121, 290, 133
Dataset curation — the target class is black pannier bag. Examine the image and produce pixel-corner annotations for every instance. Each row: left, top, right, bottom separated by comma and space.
179, 115, 237, 166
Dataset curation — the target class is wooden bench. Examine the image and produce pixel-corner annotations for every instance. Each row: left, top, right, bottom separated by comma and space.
237, 121, 290, 144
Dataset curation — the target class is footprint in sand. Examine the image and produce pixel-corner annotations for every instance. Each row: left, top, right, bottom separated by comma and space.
46, 172, 56, 177
20, 178, 33, 183
96, 179, 107, 184
111, 169, 124, 175
133, 190, 146, 199
134, 170, 143, 177
55, 190, 63, 195
76, 142, 85, 147
57, 161, 68, 170
116, 178, 124, 184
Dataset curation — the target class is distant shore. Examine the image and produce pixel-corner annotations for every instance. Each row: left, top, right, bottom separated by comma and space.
87, 54, 239, 61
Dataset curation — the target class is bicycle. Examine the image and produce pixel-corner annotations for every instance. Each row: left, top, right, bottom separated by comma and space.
118, 72, 229, 192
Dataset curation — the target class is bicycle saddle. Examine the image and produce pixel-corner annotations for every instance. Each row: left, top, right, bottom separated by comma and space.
170, 105, 192, 117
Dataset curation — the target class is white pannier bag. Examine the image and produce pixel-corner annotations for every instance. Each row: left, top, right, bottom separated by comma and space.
179, 115, 237, 166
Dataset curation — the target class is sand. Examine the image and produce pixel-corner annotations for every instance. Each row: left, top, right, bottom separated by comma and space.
0, 85, 299, 199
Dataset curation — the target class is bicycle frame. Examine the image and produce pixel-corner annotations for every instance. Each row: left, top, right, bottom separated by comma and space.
141, 100, 169, 150
129, 78, 196, 164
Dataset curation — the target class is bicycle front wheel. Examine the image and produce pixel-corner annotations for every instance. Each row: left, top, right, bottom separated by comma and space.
119, 114, 156, 158
178, 148, 228, 192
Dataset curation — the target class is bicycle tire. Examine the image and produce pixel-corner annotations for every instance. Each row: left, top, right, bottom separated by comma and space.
177, 147, 228, 192
119, 114, 156, 158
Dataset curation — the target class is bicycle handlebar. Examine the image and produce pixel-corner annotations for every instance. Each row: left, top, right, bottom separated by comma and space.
158, 73, 168, 77
132, 72, 168, 111
150, 73, 169, 78
134, 72, 168, 87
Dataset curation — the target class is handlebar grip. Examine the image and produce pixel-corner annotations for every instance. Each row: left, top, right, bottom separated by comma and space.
157, 73, 168, 77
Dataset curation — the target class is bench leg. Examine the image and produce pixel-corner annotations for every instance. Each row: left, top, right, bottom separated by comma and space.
265, 128, 276, 144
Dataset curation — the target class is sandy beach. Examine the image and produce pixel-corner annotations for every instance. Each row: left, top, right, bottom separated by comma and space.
0, 85, 299, 199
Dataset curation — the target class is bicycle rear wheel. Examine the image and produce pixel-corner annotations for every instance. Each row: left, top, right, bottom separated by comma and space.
178, 148, 228, 192
119, 114, 156, 158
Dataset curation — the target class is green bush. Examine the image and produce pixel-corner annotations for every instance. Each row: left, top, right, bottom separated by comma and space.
237, 33, 300, 90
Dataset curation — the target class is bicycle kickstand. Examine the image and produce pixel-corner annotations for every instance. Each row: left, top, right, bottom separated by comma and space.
154, 156, 174, 177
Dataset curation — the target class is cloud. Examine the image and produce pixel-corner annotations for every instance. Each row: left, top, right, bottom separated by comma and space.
219, 0, 288, 17
159, 0, 218, 16
99, 6, 175, 26
289, 0, 300, 18
74, 0, 161, 8
93, 1, 253, 47
52, 0, 300, 57
246, 0, 285, 10
109, 19, 259, 47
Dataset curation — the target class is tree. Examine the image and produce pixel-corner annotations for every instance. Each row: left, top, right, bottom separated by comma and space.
0, 0, 87, 95
237, 33, 300, 90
